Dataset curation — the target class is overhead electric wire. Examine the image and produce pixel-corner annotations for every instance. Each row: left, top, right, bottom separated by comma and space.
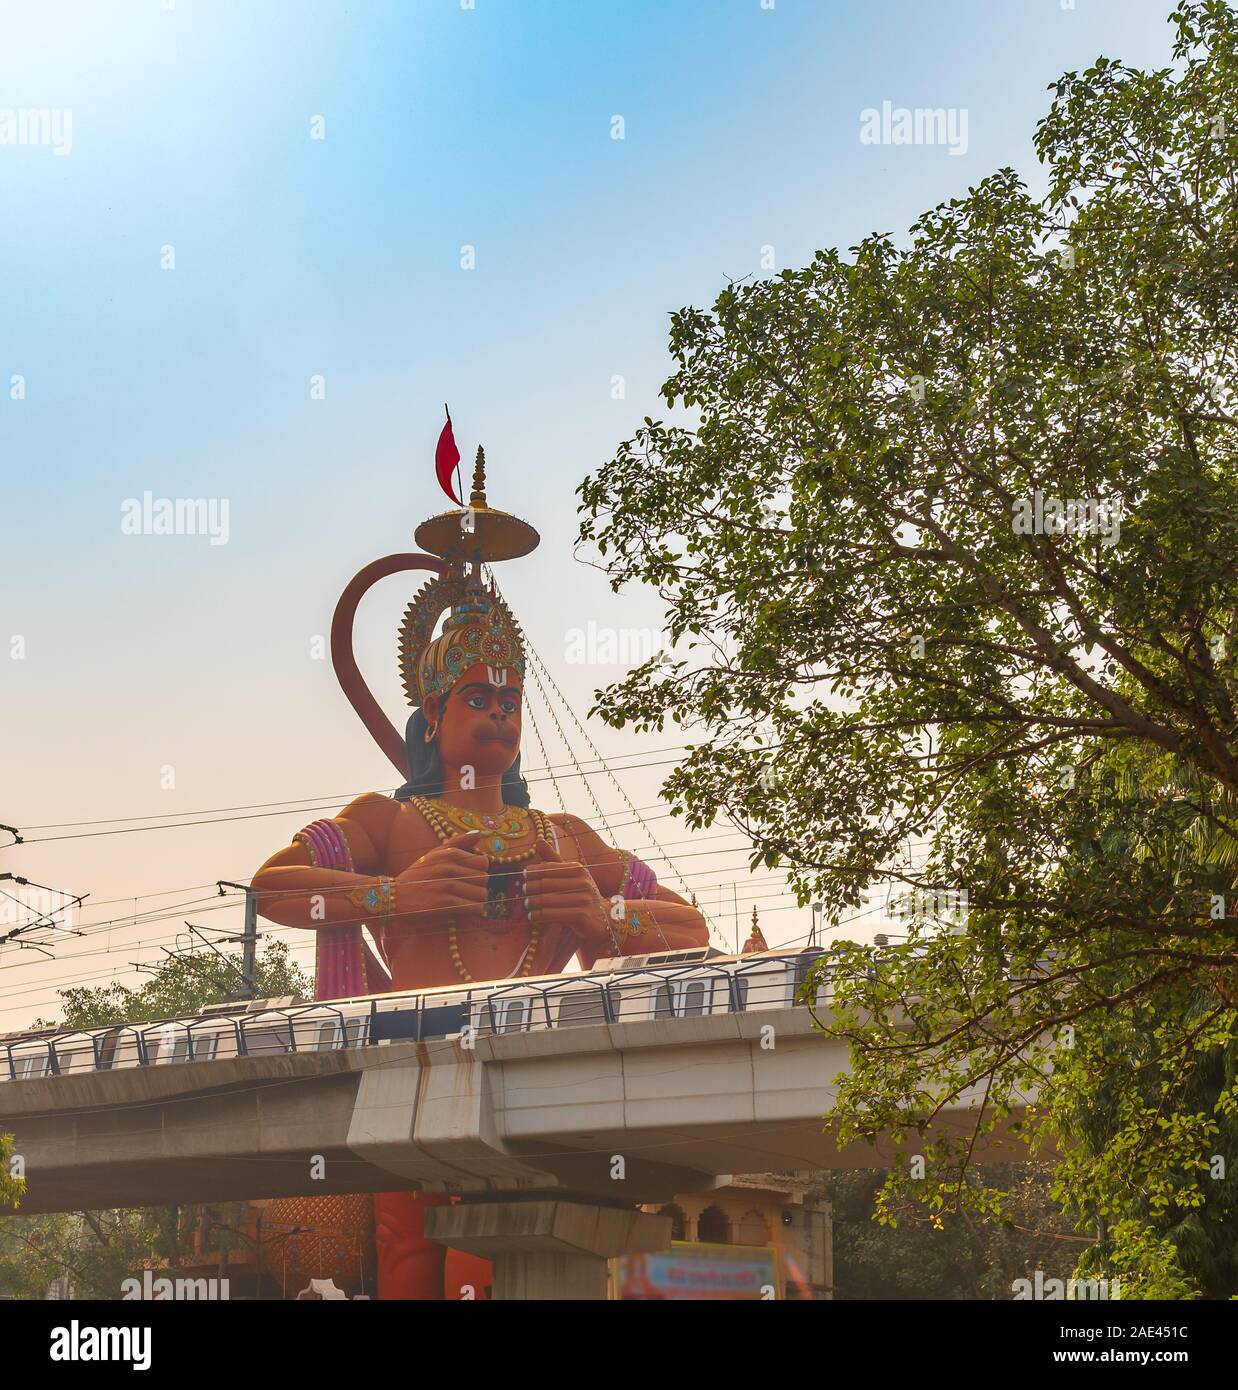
1, 831, 933, 963
3, 850, 924, 981
0, 891, 903, 1021
10, 757, 698, 844
13, 744, 705, 833
1, 852, 921, 1016
0, 837, 933, 994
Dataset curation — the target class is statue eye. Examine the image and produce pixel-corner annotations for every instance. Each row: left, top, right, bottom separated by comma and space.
466, 693, 487, 710
500, 697, 519, 714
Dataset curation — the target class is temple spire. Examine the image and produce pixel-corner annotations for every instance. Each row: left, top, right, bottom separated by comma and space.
470, 445, 488, 509
742, 905, 769, 955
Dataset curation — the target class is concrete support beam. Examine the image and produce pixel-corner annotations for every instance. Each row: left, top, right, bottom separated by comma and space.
424, 1199, 671, 1301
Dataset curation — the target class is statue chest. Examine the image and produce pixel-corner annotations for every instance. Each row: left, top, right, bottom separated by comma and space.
386, 800, 562, 872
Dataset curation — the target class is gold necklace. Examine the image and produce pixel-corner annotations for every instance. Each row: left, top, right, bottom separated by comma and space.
410, 796, 553, 982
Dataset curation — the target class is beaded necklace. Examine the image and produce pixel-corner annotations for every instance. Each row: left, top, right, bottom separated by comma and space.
408, 795, 555, 982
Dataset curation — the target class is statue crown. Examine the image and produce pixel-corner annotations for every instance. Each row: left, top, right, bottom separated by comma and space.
399, 573, 525, 708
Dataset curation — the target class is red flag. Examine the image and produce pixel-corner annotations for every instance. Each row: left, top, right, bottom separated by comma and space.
435, 406, 462, 505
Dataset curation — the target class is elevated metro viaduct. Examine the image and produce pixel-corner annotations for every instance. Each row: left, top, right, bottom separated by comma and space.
0, 1005, 1032, 1298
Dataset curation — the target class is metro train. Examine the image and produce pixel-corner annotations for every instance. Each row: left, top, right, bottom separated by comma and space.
0, 946, 829, 1084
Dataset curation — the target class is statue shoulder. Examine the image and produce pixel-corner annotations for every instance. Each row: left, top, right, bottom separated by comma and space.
547, 811, 622, 859
336, 792, 400, 844
338, 791, 398, 824
547, 812, 632, 893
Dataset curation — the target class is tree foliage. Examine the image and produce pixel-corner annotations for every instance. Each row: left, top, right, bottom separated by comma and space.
831, 1163, 1078, 1300
0, 942, 311, 1297
1, 1132, 23, 1214
31, 938, 310, 1031
579, 1, 1238, 1296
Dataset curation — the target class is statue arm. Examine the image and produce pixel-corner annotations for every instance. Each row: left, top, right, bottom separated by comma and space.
572, 892, 710, 968
252, 793, 399, 929
547, 813, 709, 963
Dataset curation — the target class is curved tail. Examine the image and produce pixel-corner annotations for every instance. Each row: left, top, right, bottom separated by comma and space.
330, 552, 449, 777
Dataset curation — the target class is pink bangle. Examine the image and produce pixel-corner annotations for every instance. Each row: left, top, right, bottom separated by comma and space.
294, 819, 355, 872
620, 851, 658, 901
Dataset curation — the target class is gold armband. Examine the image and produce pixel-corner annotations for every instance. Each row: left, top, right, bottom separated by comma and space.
348, 876, 395, 916
622, 907, 656, 938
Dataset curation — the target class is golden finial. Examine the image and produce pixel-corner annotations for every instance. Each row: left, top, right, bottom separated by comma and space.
469, 445, 488, 509
752, 906, 759, 932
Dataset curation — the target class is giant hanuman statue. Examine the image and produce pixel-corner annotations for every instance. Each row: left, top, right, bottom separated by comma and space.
251, 425, 708, 1298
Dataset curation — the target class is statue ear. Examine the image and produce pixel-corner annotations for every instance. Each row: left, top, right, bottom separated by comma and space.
423, 693, 442, 724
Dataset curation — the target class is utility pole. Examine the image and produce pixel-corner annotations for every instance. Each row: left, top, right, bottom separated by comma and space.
216, 881, 258, 999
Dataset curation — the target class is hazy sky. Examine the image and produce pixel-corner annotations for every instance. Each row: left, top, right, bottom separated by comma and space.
0, 0, 1179, 1029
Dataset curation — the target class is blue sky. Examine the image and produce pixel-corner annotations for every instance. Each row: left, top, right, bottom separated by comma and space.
0, 0, 1181, 1025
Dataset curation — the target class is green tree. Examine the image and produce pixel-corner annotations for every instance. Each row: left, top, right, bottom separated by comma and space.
0, 942, 311, 1298
831, 1163, 1079, 1300
1, 1132, 24, 1213
33, 938, 311, 1029
0, 1209, 181, 1302
1047, 743, 1238, 1297
579, 1, 1238, 1296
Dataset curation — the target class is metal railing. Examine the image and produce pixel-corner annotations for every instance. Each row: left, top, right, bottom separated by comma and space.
0, 950, 828, 1083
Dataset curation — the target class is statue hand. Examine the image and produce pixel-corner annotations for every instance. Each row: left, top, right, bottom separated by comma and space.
394, 830, 490, 916
523, 838, 611, 943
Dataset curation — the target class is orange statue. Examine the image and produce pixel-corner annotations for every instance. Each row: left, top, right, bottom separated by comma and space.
252, 437, 708, 1299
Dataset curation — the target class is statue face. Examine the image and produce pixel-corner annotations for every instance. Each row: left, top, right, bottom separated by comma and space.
426, 662, 522, 779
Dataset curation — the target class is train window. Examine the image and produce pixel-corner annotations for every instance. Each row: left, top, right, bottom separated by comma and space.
730, 977, 750, 1012
93, 1028, 124, 1070
681, 980, 708, 1016
653, 979, 711, 1019
789, 955, 821, 1004
492, 997, 531, 1034
243, 1022, 292, 1057
151, 1028, 217, 1064
314, 1017, 365, 1050
12, 1051, 50, 1080
555, 990, 606, 1028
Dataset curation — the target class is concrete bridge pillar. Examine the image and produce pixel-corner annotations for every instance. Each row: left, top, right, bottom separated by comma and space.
424, 1198, 671, 1301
